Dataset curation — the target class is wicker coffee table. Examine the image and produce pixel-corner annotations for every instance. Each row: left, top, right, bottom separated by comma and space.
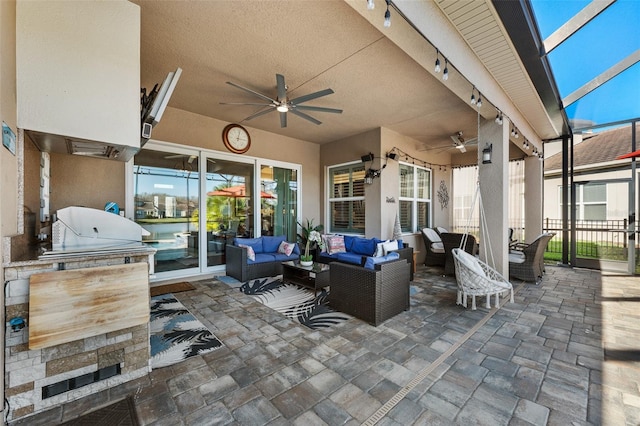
281, 261, 330, 296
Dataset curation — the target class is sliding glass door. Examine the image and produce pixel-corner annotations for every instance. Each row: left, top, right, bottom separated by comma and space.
130, 143, 301, 280
133, 149, 200, 274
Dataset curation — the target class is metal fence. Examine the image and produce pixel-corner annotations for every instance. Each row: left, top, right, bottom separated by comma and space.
543, 218, 631, 258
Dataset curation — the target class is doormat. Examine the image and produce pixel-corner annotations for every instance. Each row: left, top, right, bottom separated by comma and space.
61, 396, 138, 425
150, 294, 223, 368
238, 276, 351, 330
150, 281, 195, 297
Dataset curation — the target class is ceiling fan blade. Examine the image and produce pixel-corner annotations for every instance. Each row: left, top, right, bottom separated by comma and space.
295, 105, 343, 114
289, 108, 321, 125
276, 74, 287, 101
226, 81, 276, 103
219, 102, 273, 106
242, 106, 276, 122
290, 88, 334, 105
279, 111, 287, 128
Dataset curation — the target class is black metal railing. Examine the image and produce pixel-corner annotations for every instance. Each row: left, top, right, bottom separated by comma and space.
543, 218, 632, 260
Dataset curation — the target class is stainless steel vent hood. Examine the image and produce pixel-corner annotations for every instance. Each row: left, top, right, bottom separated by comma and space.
25, 131, 140, 162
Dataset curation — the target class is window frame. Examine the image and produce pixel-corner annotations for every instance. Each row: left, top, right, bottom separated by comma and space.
398, 162, 432, 234
326, 161, 366, 235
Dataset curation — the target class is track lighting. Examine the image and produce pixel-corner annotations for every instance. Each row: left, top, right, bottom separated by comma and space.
435, 50, 441, 73
367, 0, 375, 10
384, 0, 391, 27
443, 59, 449, 81
470, 87, 476, 105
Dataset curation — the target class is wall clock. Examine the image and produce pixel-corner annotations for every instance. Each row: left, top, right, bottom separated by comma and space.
222, 124, 251, 154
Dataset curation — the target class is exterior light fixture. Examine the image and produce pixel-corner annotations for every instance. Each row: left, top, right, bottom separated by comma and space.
367, 0, 375, 10
511, 127, 515, 137
470, 87, 476, 105
514, 129, 519, 138
443, 59, 449, 81
435, 50, 441, 73
495, 110, 503, 124
361, 152, 374, 163
476, 93, 482, 108
387, 152, 398, 160
482, 143, 492, 164
384, 0, 391, 27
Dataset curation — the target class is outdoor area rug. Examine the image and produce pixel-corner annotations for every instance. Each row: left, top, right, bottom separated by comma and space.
150, 294, 223, 368
217, 275, 351, 330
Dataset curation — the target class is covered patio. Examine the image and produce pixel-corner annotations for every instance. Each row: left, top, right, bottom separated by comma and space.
19, 266, 640, 425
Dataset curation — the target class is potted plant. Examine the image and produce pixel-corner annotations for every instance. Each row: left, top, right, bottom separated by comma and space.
298, 219, 324, 266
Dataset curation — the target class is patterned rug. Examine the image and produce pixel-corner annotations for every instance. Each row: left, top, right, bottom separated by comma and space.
218, 275, 351, 330
150, 294, 223, 368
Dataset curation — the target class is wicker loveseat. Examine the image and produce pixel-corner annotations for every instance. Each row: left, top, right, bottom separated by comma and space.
316, 235, 414, 281
328, 258, 410, 326
225, 235, 300, 282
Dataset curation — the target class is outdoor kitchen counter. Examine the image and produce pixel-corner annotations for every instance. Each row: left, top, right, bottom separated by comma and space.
2, 245, 156, 421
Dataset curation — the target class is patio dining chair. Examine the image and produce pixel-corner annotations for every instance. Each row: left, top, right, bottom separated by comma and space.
509, 232, 555, 283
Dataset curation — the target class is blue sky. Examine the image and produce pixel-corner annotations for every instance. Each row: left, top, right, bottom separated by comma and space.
530, 0, 640, 129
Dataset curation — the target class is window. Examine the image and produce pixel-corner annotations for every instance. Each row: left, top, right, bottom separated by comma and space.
399, 163, 431, 233
561, 183, 607, 220
328, 163, 365, 233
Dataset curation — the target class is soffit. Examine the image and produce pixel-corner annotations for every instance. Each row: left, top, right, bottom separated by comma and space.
434, 0, 563, 140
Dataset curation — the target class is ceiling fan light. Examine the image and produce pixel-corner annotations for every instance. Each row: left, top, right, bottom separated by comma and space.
276, 105, 288, 112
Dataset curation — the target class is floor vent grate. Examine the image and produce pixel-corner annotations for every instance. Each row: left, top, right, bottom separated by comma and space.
42, 364, 121, 399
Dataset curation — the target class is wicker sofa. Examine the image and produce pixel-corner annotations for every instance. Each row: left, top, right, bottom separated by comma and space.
316, 235, 414, 281
328, 258, 410, 326
225, 235, 300, 282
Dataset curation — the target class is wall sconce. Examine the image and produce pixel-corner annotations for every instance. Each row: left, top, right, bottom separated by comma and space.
361, 152, 374, 163
482, 143, 492, 164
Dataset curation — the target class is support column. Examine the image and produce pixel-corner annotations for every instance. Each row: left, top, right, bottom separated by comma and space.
524, 155, 544, 239
478, 117, 509, 277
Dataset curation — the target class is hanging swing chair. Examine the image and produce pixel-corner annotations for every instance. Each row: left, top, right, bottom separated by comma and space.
452, 182, 513, 310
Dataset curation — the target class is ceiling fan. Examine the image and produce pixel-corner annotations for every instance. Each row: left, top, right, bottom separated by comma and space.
419, 131, 478, 153
220, 73, 342, 127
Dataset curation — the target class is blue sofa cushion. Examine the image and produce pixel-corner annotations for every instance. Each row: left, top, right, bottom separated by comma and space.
262, 235, 286, 253
234, 237, 263, 253
364, 252, 400, 270
335, 252, 363, 265
351, 237, 376, 256
272, 253, 300, 262
248, 253, 277, 264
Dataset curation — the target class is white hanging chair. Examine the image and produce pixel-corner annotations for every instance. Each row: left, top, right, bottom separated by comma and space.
453, 182, 514, 310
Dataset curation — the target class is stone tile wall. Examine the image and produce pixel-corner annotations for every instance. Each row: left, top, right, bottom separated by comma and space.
3, 254, 151, 422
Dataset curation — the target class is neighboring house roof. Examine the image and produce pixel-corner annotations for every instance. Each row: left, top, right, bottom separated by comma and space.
545, 123, 640, 171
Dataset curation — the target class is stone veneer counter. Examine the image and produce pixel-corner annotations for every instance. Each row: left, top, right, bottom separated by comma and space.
3, 247, 155, 422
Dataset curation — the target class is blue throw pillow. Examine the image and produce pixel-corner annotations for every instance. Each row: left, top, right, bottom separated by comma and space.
351, 237, 376, 256
262, 235, 286, 253
343, 235, 356, 252
364, 252, 400, 269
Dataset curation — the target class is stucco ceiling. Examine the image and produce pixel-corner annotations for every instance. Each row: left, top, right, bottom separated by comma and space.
132, 0, 557, 156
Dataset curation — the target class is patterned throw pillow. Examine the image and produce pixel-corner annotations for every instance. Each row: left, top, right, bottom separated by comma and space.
238, 244, 255, 261
382, 240, 399, 256
277, 240, 296, 256
327, 235, 347, 255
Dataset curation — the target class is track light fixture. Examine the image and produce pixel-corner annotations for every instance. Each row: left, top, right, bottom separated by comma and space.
435, 50, 441, 73
443, 59, 449, 81
367, 0, 375, 10
384, 0, 391, 27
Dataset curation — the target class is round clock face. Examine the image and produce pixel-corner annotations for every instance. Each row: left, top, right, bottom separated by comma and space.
222, 124, 251, 154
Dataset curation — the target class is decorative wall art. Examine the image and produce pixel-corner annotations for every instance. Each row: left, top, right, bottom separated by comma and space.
2, 122, 16, 156
437, 180, 449, 210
